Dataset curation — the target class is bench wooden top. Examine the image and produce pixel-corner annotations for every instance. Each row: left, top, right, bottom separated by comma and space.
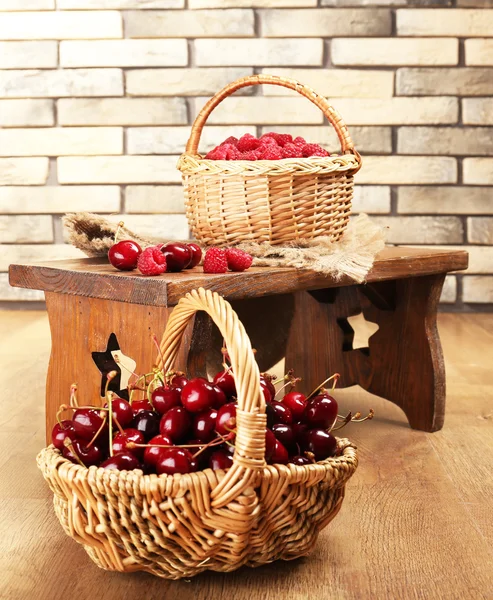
9, 246, 468, 307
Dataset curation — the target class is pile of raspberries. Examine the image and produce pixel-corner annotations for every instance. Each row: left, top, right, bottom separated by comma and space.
205, 133, 330, 161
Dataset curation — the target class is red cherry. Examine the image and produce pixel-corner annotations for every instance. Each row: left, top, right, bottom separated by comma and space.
271, 423, 295, 451
101, 451, 141, 471
160, 242, 192, 272
156, 447, 197, 475
170, 374, 188, 392
72, 408, 105, 441
212, 384, 228, 408
209, 449, 233, 471
108, 240, 142, 271
301, 429, 337, 461
260, 375, 275, 403
186, 438, 212, 469
270, 401, 293, 425
104, 397, 133, 428
212, 370, 236, 398
160, 406, 191, 442
265, 428, 276, 462
282, 391, 307, 421
215, 402, 237, 436
143, 434, 173, 467
132, 410, 160, 441
111, 428, 145, 458
265, 403, 276, 428
52, 420, 75, 451
151, 385, 181, 415
303, 394, 338, 430
63, 439, 104, 467
181, 377, 217, 413
270, 439, 289, 464
131, 399, 153, 414
290, 455, 311, 466
187, 243, 202, 268
193, 408, 218, 442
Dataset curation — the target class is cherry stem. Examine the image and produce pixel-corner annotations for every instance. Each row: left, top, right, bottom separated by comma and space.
274, 377, 301, 400
331, 412, 352, 431
63, 438, 85, 467
306, 373, 340, 401
113, 355, 139, 380
107, 392, 114, 457
69, 384, 78, 408
87, 416, 107, 448
114, 220, 125, 244
113, 415, 125, 436
351, 408, 375, 423
152, 334, 166, 369
104, 370, 118, 398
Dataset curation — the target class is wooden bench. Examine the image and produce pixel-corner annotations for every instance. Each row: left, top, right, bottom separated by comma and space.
9, 246, 468, 440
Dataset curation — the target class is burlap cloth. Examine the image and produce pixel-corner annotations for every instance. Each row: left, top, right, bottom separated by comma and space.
63, 212, 386, 284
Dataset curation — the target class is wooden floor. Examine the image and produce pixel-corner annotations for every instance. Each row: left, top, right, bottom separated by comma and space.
1, 311, 492, 600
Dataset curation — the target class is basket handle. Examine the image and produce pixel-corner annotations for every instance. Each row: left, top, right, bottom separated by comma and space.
156, 288, 266, 509
186, 74, 357, 157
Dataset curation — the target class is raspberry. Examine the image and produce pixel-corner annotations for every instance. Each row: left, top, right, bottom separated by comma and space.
205, 147, 226, 159
203, 248, 228, 274
282, 143, 303, 158
260, 132, 292, 147
237, 134, 260, 152
137, 246, 167, 276
222, 143, 241, 160
259, 146, 283, 160
293, 136, 307, 147
302, 143, 330, 158
226, 248, 253, 272
258, 135, 278, 147
239, 150, 258, 160
219, 136, 239, 147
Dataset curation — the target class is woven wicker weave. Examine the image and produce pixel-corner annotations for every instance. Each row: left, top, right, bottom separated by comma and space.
177, 74, 362, 247
37, 288, 358, 579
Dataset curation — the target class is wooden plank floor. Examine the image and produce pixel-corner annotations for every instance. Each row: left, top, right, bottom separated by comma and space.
1, 311, 492, 599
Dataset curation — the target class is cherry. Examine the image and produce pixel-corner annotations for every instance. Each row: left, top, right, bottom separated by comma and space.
151, 385, 181, 415
292, 422, 308, 442
260, 374, 275, 403
212, 384, 228, 408
269, 439, 289, 465
290, 455, 311, 466
181, 377, 217, 413
209, 449, 233, 471
52, 420, 76, 451
101, 451, 141, 471
212, 370, 236, 398
63, 439, 104, 467
301, 429, 337, 461
282, 391, 307, 421
143, 433, 172, 467
187, 243, 202, 268
186, 438, 213, 469
132, 409, 160, 441
72, 408, 105, 441
303, 394, 338, 430
170, 374, 188, 392
160, 242, 192, 272
156, 447, 197, 475
108, 240, 142, 271
215, 402, 237, 436
105, 397, 133, 428
112, 428, 145, 458
193, 408, 218, 443
265, 403, 276, 428
160, 406, 191, 442
265, 428, 277, 462
271, 423, 295, 451
131, 399, 153, 414
270, 401, 293, 425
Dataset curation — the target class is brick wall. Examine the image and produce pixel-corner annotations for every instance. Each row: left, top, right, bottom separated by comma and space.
1, 0, 492, 309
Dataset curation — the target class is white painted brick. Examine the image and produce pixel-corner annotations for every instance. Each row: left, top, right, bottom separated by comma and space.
125, 186, 185, 214
409, 245, 493, 275
440, 275, 457, 303
58, 98, 186, 126
190, 0, 315, 5
0, 186, 120, 214
261, 68, 394, 98
59, 0, 182, 7
0, 274, 45, 302
463, 276, 493, 303
332, 38, 458, 66
358, 156, 457, 185
58, 156, 181, 184
105, 214, 189, 241
463, 158, 493, 184
0, 11, 122, 40
0, 128, 122, 157
397, 9, 493, 36
463, 98, 493, 124
128, 126, 256, 155
0, 244, 86, 272
0, 42, 57, 69
0, 158, 49, 185
323, 0, 453, 4
195, 39, 323, 67
0, 0, 53, 8
372, 216, 463, 244
465, 39, 493, 65
60, 40, 187, 68
352, 186, 391, 214
467, 217, 493, 244
398, 187, 493, 215
0, 69, 123, 98
125, 9, 254, 38
397, 127, 493, 155
260, 8, 391, 36
192, 96, 324, 124
126, 68, 254, 96
0, 215, 53, 243
0, 99, 54, 127
397, 68, 493, 96
259, 125, 392, 154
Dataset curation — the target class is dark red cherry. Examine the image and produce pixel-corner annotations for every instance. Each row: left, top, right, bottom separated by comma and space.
303, 394, 338, 430
212, 384, 227, 408
160, 406, 191, 442
270, 401, 293, 425
151, 385, 181, 415
63, 439, 104, 467
52, 420, 76, 451
156, 447, 197, 475
301, 429, 337, 461
72, 408, 105, 441
187, 243, 202, 268
269, 439, 289, 465
170, 374, 188, 392
272, 423, 295, 451
132, 410, 160, 441
181, 377, 217, 413
101, 451, 141, 471
215, 402, 237, 436
160, 242, 192, 272
193, 409, 218, 443
290, 455, 311, 466
282, 391, 307, 421
131, 398, 153, 414
143, 433, 173, 467
186, 438, 213, 469
112, 428, 145, 458
265, 403, 276, 428
265, 428, 276, 462
104, 397, 133, 428
108, 240, 142, 271
209, 449, 233, 471
213, 370, 236, 398
260, 374, 275, 403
